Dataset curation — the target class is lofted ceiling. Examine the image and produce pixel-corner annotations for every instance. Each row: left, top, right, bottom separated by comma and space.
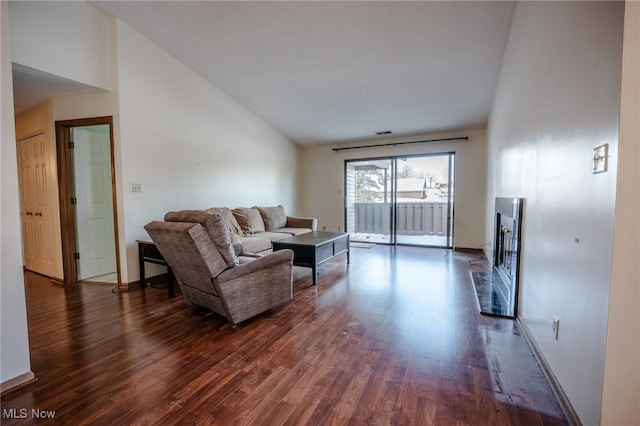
13, 1, 516, 146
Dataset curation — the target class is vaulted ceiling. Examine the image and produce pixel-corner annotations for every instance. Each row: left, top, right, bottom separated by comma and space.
13, 1, 516, 146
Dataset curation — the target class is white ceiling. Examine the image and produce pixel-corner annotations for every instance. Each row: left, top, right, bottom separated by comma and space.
14, 1, 516, 146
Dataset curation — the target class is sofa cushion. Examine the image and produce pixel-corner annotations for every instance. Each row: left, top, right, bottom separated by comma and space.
206, 207, 244, 236
230, 232, 242, 245
272, 227, 312, 236
239, 235, 272, 254
256, 231, 291, 242
256, 205, 287, 231
164, 210, 239, 267
232, 207, 266, 234
237, 256, 256, 265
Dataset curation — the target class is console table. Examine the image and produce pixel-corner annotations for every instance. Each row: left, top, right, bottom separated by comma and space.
136, 239, 175, 298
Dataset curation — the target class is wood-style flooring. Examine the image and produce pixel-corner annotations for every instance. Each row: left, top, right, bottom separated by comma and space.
1, 246, 569, 425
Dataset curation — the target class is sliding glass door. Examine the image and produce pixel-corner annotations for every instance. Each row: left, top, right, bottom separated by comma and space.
345, 153, 454, 248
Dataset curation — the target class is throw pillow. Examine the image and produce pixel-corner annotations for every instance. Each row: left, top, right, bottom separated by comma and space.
232, 207, 266, 234
256, 205, 287, 231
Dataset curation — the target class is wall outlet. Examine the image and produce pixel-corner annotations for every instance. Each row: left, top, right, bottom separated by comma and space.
552, 315, 560, 340
322, 225, 326, 231
132, 183, 142, 193
337, 225, 341, 231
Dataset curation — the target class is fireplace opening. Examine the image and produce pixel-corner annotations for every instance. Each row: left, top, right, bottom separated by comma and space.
471, 197, 523, 317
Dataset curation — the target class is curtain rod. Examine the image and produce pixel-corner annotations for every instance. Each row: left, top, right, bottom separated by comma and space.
332, 136, 469, 152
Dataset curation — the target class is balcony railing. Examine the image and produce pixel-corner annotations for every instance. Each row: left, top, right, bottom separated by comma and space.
353, 202, 448, 236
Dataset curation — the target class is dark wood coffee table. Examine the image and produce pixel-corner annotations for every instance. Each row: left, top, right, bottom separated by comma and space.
272, 231, 350, 285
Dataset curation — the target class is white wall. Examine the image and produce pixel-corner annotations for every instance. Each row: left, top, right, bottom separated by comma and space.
601, 2, 640, 424
299, 129, 487, 249
113, 20, 299, 283
0, 1, 32, 385
485, 2, 624, 425
9, 1, 112, 90
53, 92, 115, 121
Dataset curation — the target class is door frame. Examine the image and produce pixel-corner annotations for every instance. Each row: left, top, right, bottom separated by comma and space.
55, 116, 121, 287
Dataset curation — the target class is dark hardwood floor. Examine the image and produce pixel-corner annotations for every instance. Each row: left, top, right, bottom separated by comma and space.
1, 246, 568, 425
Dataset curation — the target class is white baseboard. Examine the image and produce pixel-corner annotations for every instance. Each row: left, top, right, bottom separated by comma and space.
0, 371, 36, 395
517, 317, 582, 426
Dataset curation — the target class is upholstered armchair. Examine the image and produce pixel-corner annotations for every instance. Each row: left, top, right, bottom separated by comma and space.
144, 211, 293, 325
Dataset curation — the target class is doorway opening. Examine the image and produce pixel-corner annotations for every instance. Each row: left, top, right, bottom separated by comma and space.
344, 153, 455, 248
55, 117, 120, 287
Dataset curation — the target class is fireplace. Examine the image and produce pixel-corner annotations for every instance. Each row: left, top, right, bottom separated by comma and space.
471, 197, 523, 317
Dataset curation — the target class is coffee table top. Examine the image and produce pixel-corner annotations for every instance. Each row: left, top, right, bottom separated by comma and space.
273, 231, 348, 247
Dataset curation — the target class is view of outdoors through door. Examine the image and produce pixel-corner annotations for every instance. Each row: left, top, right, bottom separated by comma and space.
346, 159, 394, 244
345, 153, 454, 248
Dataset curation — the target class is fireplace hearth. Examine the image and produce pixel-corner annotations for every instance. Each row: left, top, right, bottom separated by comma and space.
472, 197, 523, 318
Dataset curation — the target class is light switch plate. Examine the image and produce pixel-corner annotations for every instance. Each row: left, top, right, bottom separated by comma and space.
593, 143, 608, 174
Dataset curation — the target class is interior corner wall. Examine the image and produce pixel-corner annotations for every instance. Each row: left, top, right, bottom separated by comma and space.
485, 2, 624, 425
113, 19, 299, 284
299, 128, 487, 249
1, 1, 32, 384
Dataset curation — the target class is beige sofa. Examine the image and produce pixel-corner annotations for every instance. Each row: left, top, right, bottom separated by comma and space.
205, 205, 317, 254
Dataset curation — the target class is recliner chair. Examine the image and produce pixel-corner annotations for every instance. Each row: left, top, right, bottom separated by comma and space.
144, 211, 293, 325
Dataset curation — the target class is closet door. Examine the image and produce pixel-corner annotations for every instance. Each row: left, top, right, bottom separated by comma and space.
18, 133, 56, 276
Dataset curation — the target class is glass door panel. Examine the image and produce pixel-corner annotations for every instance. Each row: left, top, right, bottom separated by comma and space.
345, 159, 394, 244
395, 154, 454, 248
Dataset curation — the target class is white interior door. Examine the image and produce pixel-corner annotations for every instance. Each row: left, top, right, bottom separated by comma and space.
17, 133, 56, 276
72, 127, 116, 280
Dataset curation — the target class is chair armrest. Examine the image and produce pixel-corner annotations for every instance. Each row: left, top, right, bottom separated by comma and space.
286, 216, 317, 231
216, 249, 293, 282
213, 249, 294, 324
